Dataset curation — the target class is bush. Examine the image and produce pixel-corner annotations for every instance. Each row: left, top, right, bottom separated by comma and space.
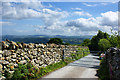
47, 38, 63, 45
98, 39, 111, 51
64, 42, 70, 45
117, 36, 120, 48
97, 59, 110, 80
5, 62, 39, 80
81, 39, 91, 46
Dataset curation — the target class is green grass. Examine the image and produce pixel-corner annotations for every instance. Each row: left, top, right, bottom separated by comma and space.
36, 61, 67, 79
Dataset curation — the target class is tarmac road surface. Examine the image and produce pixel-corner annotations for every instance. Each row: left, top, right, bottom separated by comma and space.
40, 54, 100, 80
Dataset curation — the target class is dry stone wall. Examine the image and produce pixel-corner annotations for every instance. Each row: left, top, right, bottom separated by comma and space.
0, 40, 86, 79
106, 48, 120, 80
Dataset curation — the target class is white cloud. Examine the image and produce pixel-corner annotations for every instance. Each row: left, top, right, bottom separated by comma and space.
65, 11, 118, 35
48, 4, 53, 8
83, 3, 97, 7
42, 9, 68, 18
83, 2, 111, 7
0, 0, 42, 2
111, 2, 118, 4
2, 2, 43, 19
101, 3, 108, 5
2, 2, 68, 20
1, 0, 119, 2
71, 8, 82, 10
56, 8, 61, 11
74, 11, 92, 17
97, 11, 118, 26
3, 8, 42, 19
33, 25, 44, 29
29, 11, 118, 36
1, 1, 118, 36
15, 30, 28, 33
66, 18, 99, 31
0, 21, 13, 25
2, 2, 69, 27
41, 9, 68, 26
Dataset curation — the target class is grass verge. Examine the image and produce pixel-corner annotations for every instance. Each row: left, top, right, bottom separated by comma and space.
97, 58, 110, 80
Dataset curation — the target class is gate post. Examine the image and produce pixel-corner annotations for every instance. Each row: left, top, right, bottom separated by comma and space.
62, 49, 65, 61
83, 50, 84, 57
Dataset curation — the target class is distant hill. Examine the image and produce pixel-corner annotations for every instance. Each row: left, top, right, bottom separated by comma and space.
2, 35, 92, 44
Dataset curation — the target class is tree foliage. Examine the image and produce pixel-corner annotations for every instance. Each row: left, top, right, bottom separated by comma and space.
98, 39, 111, 51
118, 36, 120, 48
90, 30, 109, 51
108, 30, 120, 48
81, 30, 120, 51
47, 38, 63, 45
81, 39, 91, 46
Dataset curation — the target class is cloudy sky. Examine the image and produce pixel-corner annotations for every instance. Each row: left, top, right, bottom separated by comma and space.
1, 1, 119, 36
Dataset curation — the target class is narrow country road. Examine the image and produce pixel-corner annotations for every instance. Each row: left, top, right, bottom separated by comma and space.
40, 53, 100, 80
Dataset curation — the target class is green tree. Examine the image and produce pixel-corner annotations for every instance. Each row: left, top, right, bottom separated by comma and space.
97, 30, 105, 39
47, 38, 63, 45
118, 36, 120, 48
108, 29, 120, 48
109, 35, 118, 47
90, 35, 99, 51
82, 30, 119, 51
64, 42, 70, 45
82, 39, 91, 46
90, 30, 109, 51
98, 39, 111, 51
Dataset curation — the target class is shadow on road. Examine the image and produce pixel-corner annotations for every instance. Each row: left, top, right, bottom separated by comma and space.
39, 78, 98, 80
68, 63, 100, 69
67, 54, 100, 69
40, 54, 100, 79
